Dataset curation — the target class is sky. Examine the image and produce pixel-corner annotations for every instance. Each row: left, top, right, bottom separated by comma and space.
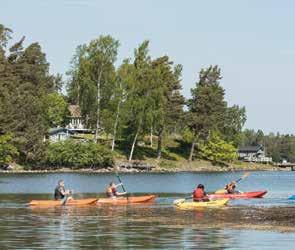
2, 0, 295, 134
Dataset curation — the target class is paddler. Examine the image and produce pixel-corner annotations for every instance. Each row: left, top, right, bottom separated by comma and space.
106, 182, 127, 198
193, 184, 210, 202
54, 180, 73, 202
225, 181, 237, 194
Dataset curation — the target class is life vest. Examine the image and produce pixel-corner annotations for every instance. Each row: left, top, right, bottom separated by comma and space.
106, 187, 117, 197
193, 188, 205, 201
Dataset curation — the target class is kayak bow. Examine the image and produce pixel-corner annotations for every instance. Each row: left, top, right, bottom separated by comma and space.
174, 198, 229, 209
96, 195, 156, 205
29, 198, 98, 206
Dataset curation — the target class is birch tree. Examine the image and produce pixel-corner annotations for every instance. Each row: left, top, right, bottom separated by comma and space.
67, 36, 119, 141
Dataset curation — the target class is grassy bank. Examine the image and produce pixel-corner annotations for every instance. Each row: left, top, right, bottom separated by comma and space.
0, 136, 279, 173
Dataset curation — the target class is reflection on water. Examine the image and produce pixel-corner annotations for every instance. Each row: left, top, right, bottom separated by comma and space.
1, 171, 295, 249
0, 195, 294, 249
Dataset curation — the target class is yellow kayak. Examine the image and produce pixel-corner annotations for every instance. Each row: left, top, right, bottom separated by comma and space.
174, 199, 229, 209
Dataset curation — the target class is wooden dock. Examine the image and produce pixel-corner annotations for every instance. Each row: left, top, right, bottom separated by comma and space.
275, 163, 295, 171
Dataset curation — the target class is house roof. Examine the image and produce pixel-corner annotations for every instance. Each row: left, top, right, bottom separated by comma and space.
68, 105, 82, 117
48, 128, 74, 135
238, 145, 263, 153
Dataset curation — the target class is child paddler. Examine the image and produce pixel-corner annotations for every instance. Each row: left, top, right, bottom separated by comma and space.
106, 182, 127, 198
193, 184, 210, 202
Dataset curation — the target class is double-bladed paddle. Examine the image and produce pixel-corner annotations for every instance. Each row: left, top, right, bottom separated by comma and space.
215, 172, 250, 194
116, 172, 129, 201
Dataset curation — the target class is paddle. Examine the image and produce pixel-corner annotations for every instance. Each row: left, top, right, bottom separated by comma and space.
116, 172, 129, 200
173, 195, 193, 205
61, 190, 73, 206
215, 172, 250, 194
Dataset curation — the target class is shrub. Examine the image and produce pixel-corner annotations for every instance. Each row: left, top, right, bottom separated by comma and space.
199, 132, 237, 164
0, 133, 19, 167
45, 140, 114, 169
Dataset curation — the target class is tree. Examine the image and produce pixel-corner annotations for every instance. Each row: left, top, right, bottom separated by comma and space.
0, 24, 55, 163
150, 56, 184, 159
187, 65, 227, 161
110, 59, 132, 151
0, 133, 19, 166
43, 93, 69, 128
123, 41, 153, 161
67, 36, 119, 141
200, 132, 237, 164
222, 105, 246, 146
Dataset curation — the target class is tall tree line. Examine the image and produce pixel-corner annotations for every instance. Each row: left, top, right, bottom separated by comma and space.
67, 38, 185, 161
241, 129, 295, 163
0, 24, 247, 166
0, 24, 68, 164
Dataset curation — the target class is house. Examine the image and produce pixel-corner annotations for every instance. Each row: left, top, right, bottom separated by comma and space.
66, 105, 94, 134
48, 128, 74, 142
238, 145, 272, 163
67, 105, 84, 130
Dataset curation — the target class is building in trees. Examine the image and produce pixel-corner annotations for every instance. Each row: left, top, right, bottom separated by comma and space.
238, 145, 272, 163
48, 128, 74, 142
67, 105, 85, 130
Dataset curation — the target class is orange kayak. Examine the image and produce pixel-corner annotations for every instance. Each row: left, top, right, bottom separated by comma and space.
29, 198, 98, 206
96, 195, 156, 205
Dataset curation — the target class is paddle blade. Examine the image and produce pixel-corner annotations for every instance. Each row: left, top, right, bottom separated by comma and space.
241, 172, 250, 179
173, 198, 185, 205
215, 189, 227, 194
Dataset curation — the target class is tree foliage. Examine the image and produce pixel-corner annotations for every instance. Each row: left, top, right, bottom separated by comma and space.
187, 65, 246, 162
45, 140, 113, 169
0, 24, 58, 163
200, 132, 237, 164
0, 133, 19, 166
0, 23, 250, 167
43, 93, 69, 128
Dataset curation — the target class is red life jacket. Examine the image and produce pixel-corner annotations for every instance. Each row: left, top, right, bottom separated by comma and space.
106, 187, 117, 197
193, 188, 205, 200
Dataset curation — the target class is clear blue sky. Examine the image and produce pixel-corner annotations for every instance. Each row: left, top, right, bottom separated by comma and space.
2, 0, 295, 134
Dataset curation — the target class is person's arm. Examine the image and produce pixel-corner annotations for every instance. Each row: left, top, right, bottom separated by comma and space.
60, 187, 71, 196
115, 183, 123, 188
116, 191, 127, 196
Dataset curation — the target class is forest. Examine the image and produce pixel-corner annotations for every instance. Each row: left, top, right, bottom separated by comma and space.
0, 24, 292, 169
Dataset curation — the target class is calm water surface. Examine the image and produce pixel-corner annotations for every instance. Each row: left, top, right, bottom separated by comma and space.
0, 171, 295, 249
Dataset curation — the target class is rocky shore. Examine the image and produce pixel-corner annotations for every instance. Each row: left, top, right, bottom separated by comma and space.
0, 160, 282, 174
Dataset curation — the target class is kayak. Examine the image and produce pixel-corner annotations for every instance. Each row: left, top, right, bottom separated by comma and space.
29, 198, 98, 206
96, 195, 156, 205
175, 199, 229, 209
208, 190, 267, 199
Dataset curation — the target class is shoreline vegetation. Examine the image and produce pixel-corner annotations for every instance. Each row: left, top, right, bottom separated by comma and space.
1, 24, 295, 172
0, 160, 280, 173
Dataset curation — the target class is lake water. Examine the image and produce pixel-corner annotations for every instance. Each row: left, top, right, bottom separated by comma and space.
0, 171, 295, 249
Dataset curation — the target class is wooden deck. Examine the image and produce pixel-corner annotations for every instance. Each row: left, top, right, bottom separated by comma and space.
275, 163, 295, 171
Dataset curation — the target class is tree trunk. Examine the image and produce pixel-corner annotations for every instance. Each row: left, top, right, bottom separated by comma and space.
94, 66, 103, 143
129, 128, 139, 161
150, 126, 153, 148
189, 140, 196, 162
111, 100, 121, 151
157, 129, 163, 160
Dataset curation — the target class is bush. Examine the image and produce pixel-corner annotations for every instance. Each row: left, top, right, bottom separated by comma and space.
45, 140, 114, 169
199, 132, 237, 164
0, 133, 19, 167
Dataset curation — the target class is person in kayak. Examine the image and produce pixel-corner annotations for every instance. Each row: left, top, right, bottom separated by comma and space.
54, 180, 72, 201
106, 182, 127, 198
225, 181, 237, 194
193, 184, 210, 202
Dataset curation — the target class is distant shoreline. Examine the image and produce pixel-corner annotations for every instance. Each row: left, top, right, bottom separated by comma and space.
0, 161, 282, 174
